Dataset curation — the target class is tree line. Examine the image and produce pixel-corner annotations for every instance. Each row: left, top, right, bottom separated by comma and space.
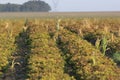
0, 0, 51, 12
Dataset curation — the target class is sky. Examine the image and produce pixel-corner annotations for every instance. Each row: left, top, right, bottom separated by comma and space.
0, 0, 120, 12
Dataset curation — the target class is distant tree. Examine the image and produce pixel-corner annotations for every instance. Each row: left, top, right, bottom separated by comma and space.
0, 3, 20, 12
20, 0, 51, 12
0, 0, 51, 12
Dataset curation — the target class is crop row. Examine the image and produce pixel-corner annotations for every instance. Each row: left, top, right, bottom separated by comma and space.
27, 24, 75, 80
0, 19, 27, 79
0, 18, 120, 80
0, 20, 22, 79
57, 29, 120, 80
60, 18, 120, 64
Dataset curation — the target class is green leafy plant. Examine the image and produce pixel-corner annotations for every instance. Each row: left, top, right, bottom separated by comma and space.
113, 52, 120, 64
101, 37, 108, 55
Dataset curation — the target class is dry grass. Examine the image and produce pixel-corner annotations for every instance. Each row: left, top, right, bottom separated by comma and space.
0, 12, 120, 18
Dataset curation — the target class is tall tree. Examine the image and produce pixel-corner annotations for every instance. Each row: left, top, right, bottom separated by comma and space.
0, 0, 51, 12
0, 3, 20, 12
21, 0, 51, 12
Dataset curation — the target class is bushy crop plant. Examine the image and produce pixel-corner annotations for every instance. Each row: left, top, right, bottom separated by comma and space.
58, 29, 120, 80
0, 25, 16, 78
27, 23, 75, 80
0, 18, 120, 80
62, 18, 120, 64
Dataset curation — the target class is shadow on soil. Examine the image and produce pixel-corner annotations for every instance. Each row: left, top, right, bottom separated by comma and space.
2, 27, 31, 80
13, 28, 31, 80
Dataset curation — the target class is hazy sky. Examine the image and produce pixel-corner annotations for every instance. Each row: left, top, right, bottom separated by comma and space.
0, 0, 120, 12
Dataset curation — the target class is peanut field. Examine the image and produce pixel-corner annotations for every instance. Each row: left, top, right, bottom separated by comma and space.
0, 18, 120, 80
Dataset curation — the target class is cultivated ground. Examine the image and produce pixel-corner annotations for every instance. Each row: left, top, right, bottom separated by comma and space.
0, 12, 120, 18
0, 12, 120, 80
